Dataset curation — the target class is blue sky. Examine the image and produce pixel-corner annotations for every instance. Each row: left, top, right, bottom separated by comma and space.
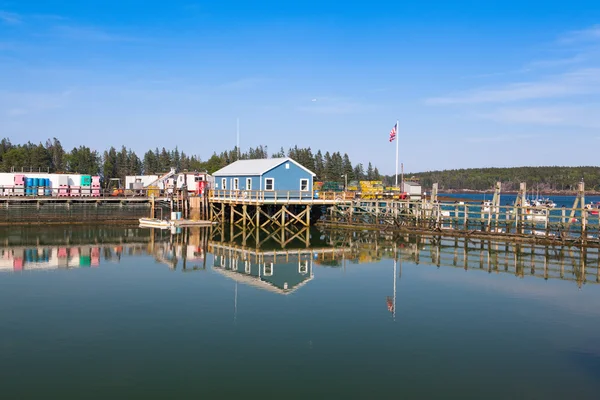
1, 0, 599, 173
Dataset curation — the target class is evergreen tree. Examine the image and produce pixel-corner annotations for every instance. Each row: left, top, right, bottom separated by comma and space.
314, 150, 325, 180
353, 163, 365, 181
142, 150, 158, 174
373, 167, 381, 180
366, 162, 374, 180
342, 153, 353, 180
103, 147, 118, 181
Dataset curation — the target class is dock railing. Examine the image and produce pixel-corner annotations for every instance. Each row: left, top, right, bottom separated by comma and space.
208, 189, 354, 203
323, 199, 600, 242
0, 186, 204, 200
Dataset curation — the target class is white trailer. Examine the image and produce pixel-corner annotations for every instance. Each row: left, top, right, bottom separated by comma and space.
402, 181, 422, 200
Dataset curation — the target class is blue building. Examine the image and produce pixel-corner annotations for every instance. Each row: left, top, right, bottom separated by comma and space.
212, 158, 315, 200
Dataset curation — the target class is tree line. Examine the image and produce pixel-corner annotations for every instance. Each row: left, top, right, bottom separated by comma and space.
3, 138, 596, 190
403, 167, 600, 191
0, 138, 382, 185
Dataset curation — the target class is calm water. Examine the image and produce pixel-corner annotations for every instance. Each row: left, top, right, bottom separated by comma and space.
2, 225, 600, 399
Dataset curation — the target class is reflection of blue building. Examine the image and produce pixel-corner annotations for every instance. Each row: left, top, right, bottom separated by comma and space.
213, 250, 314, 294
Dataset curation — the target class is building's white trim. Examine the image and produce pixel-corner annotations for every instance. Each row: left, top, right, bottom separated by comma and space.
300, 178, 309, 191
265, 178, 274, 191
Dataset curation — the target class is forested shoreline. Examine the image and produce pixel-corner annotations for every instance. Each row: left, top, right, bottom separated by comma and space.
0, 138, 382, 184
1, 138, 597, 191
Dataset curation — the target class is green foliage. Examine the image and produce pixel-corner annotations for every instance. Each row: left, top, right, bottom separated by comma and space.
0, 137, 369, 184
387, 166, 600, 191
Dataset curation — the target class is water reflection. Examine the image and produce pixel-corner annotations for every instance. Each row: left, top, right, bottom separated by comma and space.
212, 245, 314, 294
1, 225, 599, 289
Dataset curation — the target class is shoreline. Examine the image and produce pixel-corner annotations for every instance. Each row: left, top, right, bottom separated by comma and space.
437, 189, 600, 196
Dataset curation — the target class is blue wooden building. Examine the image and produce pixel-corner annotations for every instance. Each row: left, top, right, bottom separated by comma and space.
212, 157, 315, 200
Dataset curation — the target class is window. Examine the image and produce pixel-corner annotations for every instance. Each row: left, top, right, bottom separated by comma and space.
285, 163, 290, 169
194, 176, 204, 182
233, 178, 239, 190
300, 179, 309, 191
246, 178, 252, 190
265, 178, 274, 191
299, 260, 308, 274
221, 178, 227, 190
264, 262, 273, 276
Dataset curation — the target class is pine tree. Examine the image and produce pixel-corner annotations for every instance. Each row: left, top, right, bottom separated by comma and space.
366, 162, 374, 180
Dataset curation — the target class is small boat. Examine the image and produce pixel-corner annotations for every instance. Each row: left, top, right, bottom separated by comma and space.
585, 202, 600, 215
139, 218, 174, 228
525, 208, 547, 222
541, 198, 557, 208
482, 200, 493, 212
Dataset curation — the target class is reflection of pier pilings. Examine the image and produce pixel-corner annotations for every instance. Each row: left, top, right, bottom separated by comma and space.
211, 224, 312, 249
324, 229, 600, 287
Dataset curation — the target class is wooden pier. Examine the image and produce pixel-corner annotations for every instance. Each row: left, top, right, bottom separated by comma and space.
207, 189, 349, 231
320, 182, 600, 246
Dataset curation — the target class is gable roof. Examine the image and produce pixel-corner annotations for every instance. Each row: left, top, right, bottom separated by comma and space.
212, 157, 316, 177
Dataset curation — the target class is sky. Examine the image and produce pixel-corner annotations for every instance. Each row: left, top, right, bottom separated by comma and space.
1, 0, 599, 173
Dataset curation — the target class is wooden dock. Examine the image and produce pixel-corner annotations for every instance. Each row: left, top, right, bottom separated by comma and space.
207, 189, 350, 232
320, 182, 600, 246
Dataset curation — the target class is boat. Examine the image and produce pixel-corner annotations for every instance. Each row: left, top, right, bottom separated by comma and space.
541, 198, 557, 208
139, 217, 216, 229
482, 200, 493, 212
139, 218, 174, 228
525, 208, 547, 222
585, 202, 600, 215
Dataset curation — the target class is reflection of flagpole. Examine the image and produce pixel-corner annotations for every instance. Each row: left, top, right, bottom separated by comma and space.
234, 282, 238, 325
393, 258, 397, 321
395, 120, 399, 187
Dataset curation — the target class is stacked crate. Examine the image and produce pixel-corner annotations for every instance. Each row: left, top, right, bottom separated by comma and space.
14, 174, 25, 196
359, 180, 384, 199
80, 175, 91, 196
58, 176, 69, 197
91, 176, 101, 197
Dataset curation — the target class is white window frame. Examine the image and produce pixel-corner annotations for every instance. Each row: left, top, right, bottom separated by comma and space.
246, 178, 252, 191
221, 178, 227, 190
264, 262, 273, 276
233, 178, 239, 190
300, 179, 309, 191
285, 163, 290, 169
265, 178, 274, 191
299, 260, 308, 274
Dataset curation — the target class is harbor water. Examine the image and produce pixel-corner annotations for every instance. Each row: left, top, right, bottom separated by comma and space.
1, 225, 600, 399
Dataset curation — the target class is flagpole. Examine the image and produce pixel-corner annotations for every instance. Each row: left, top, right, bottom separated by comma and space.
395, 120, 399, 187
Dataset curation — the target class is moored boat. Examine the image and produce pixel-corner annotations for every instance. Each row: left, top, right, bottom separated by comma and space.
139, 218, 174, 228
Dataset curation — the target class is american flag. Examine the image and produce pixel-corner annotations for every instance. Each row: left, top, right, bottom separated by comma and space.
389, 122, 397, 142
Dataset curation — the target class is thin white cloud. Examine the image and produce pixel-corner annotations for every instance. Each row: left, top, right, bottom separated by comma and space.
6, 108, 26, 116
426, 68, 600, 105
218, 77, 267, 90
0, 90, 73, 116
0, 10, 20, 25
559, 24, 600, 44
479, 104, 600, 129
49, 25, 137, 42
298, 96, 376, 114
524, 54, 586, 69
